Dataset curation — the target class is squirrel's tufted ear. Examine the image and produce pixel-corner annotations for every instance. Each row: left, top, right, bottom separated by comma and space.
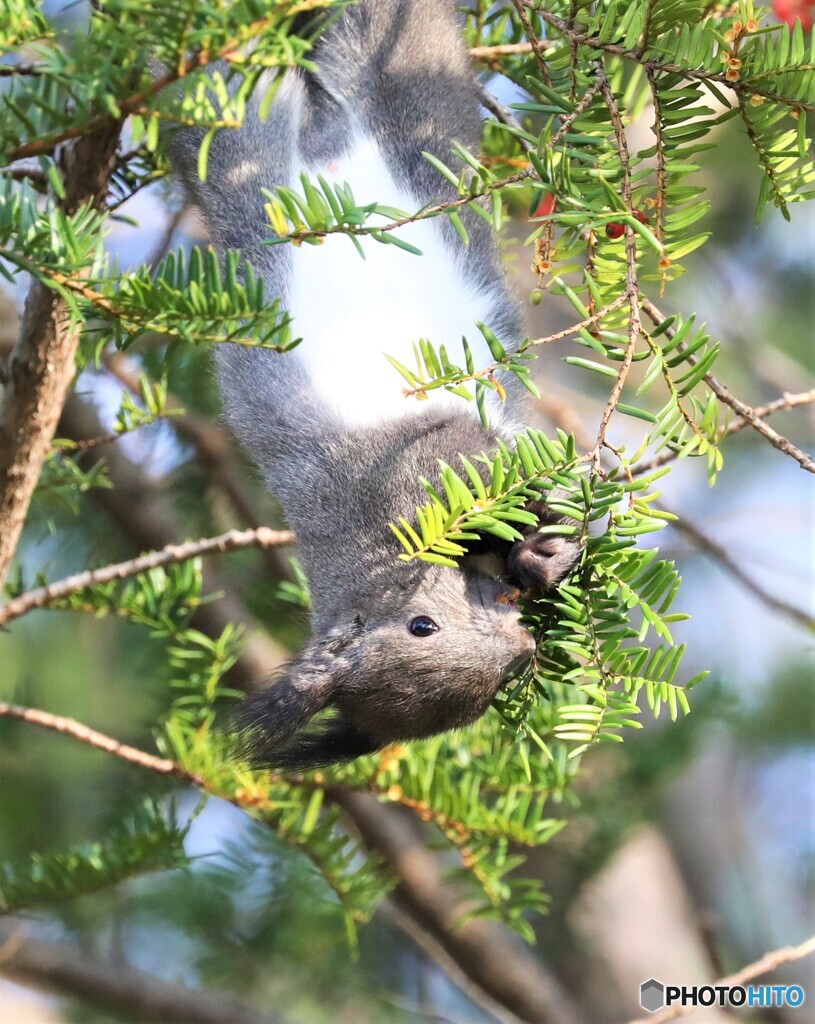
238, 619, 366, 769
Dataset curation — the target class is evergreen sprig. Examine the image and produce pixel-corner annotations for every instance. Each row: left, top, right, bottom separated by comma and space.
0, 800, 189, 914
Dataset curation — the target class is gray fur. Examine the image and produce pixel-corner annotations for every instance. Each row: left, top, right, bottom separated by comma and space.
166, 0, 579, 769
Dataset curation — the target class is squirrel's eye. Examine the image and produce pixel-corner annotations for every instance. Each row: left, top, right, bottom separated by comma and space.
408, 616, 439, 638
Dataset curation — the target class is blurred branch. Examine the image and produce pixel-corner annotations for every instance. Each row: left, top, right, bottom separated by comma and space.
476, 82, 532, 150
665, 513, 814, 632
624, 934, 815, 1024
0, 526, 294, 627
59, 393, 289, 679
0, 695, 585, 1024
102, 350, 295, 581
333, 790, 586, 1024
0, 927, 289, 1024
0, 702, 203, 786
0, 123, 121, 590
641, 298, 815, 473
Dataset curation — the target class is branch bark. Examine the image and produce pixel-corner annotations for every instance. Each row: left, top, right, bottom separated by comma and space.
333, 790, 585, 1024
58, 392, 288, 681
0, 525, 294, 627
641, 298, 815, 473
0, 927, 289, 1024
0, 124, 121, 588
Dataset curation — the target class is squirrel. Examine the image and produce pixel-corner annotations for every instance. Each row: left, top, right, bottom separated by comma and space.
165, 0, 581, 770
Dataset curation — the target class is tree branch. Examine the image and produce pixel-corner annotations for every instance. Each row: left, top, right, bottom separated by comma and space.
665, 512, 814, 632
58, 393, 289, 680
0, 702, 203, 786
641, 298, 815, 473
624, 934, 815, 1024
589, 68, 641, 465
0, 926, 289, 1024
0, 123, 121, 589
333, 791, 585, 1024
0, 526, 294, 627
631, 388, 815, 475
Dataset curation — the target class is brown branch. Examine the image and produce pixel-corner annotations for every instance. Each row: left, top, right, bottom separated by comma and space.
631, 388, 815, 475
58, 393, 289, 680
641, 298, 815, 473
3, 14, 287, 163
0, 122, 121, 590
665, 512, 814, 632
726, 389, 815, 435
589, 69, 641, 465
0, 927, 289, 1024
0, 702, 203, 786
333, 791, 585, 1024
469, 41, 537, 59
515, 3, 815, 113
624, 934, 815, 1024
0, 526, 295, 627
510, 0, 552, 87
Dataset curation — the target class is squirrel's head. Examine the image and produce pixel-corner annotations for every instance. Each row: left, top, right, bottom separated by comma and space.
241, 564, 535, 771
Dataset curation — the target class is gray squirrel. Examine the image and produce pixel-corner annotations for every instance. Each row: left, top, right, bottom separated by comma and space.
166, 0, 580, 770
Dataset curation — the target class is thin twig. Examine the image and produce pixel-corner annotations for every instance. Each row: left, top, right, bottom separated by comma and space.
0, 526, 295, 626
589, 68, 641, 465
641, 297, 815, 473
631, 389, 815, 475
514, 4, 815, 113
667, 512, 814, 632
4, 14, 288, 163
469, 42, 538, 59
624, 934, 815, 1024
0, 702, 203, 785
509, 0, 552, 87
401, 296, 629, 400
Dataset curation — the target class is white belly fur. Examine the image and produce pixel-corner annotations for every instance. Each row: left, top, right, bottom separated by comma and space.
287, 131, 501, 428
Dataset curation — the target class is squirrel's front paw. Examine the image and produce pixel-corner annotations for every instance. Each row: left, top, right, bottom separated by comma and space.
507, 532, 580, 591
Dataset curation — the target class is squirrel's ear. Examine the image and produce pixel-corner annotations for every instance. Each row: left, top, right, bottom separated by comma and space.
238, 620, 365, 768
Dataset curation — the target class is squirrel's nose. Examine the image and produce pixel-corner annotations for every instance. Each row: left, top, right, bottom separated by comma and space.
502, 619, 536, 663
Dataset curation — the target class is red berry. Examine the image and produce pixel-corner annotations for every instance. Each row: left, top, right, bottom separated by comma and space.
532, 192, 556, 219
633, 209, 648, 224
773, 1, 814, 31
605, 222, 625, 239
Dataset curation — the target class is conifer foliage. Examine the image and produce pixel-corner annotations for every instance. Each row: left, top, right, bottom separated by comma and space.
1, 0, 813, 952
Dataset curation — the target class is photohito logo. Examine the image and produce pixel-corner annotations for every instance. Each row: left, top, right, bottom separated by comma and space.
639, 978, 806, 1012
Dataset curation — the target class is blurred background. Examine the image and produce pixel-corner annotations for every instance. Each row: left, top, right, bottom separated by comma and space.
0, 3, 813, 1023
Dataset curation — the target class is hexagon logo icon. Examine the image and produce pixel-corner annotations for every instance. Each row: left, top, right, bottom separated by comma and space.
640, 979, 665, 1013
